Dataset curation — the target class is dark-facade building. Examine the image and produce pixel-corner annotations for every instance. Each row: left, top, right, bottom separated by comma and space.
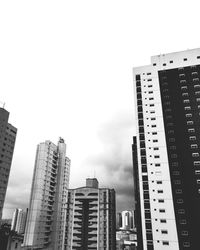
65, 178, 116, 250
0, 107, 17, 222
133, 48, 200, 250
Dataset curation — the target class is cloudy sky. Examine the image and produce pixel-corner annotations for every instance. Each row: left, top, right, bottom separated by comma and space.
1, 0, 200, 218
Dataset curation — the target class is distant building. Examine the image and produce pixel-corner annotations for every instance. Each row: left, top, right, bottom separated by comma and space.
116, 212, 122, 229
65, 178, 116, 250
133, 48, 200, 249
11, 208, 28, 234
121, 210, 135, 230
0, 107, 17, 222
23, 138, 70, 250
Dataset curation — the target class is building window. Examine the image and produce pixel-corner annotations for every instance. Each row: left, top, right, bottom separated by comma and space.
158, 190, 163, 193
158, 199, 164, 203
161, 230, 168, 234
194, 161, 200, 166
180, 219, 187, 225
192, 153, 199, 157
187, 121, 194, 125
160, 219, 166, 223
163, 241, 169, 245
183, 242, 190, 247
159, 209, 165, 213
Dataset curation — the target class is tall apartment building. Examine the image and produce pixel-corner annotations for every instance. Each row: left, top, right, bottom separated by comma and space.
121, 210, 134, 230
0, 107, 17, 222
133, 48, 200, 250
65, 178, 116, 250
11, 208, 28, 234
23, 138, 70, 250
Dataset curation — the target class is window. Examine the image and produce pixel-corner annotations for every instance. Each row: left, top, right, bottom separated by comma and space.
152, 132, 157, 135
149, 97, 154, 100
184, 106, 191, 111
148, 85, 153, 88
192, 153, 199, 157
147, 79, 152, 82
197, 180, 200, 184
153, 140, 158, 142
181, 231, 188, 236
182, 94, 189, 99
163, 241, 169, 245
183, 99, 190, 104
189, 136, 196, 141
181, 86, 188, 90
154, 155, 160, 158
194, 161, 200, 166
155, 163, 161, 167
147, 72, 151, 75
188, 128, 195, 133
159, 209, 165, 213
191, 144, 198, 149
174, 180, 181, 185
152, 125, 156, 128
196, 98, 200, 102
183, 242, 190, 247
177, 199, 183, 204
160, 219, 166, 223
149, 91, 153, 94
183, 58, 187, 61
180, 219, 186, 224
178, 209, 185, 214
153, 63, 156, 66
151, 117, 156, 120
170, 60, 173, 63
161, 230, 168, 234
176, 189, 182, 194
154, 147, 159, 150
150, 104, 155, 107
163, 63, 166, 66
157, 181, 162, 184
158, 199, 164, 203
195, 170, 200, 175
187, 121, 193, 125
158, 190, 163, 193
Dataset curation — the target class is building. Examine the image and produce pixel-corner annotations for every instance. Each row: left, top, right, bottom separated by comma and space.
133, 48, 200, 250
11, 208, 28, 234
0, 107, 17, 222
64, 178, 116, 250
23, 138, 70, 250
116, 212, 122, 229
121, 210, 135, 230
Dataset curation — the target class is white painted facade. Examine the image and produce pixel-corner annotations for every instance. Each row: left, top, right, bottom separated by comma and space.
133, 48, 200, 249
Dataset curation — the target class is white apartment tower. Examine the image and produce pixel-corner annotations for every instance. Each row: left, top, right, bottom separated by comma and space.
64, 178, 116, 250
23, 138, 70, 250
133, 49, 200, 250
11, 208, 28, 234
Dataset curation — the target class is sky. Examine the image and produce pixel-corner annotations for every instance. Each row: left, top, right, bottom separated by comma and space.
1, 0, 200, 218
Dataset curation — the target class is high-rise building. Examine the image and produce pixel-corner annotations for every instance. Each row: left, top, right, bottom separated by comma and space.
121, 210, 135, 230
11, 208, 28, 234
0, 107, 17, 222
23, 138, 70, 250
133, 48, 200, 250
64, 178, 116, 250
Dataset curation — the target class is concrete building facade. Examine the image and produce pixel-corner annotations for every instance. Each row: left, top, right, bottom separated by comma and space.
11, 208, 28, 234
0, 107, 17, 222
64, 178, 116, 250
133, 48, 200, 250
23, 138, 70, 250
